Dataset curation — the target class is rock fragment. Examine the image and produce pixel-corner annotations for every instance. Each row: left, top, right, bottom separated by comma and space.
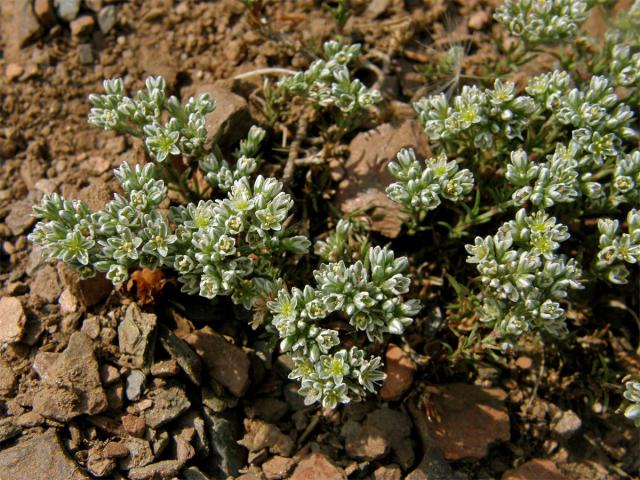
552, 409, 582, 439
0, 357, 17, 396
34, 0, 57, 26
0, 418, 21, 443
118, 303, 157, 369
14, 0, 43, 47
128, 460, 184, 480
203, 406, 246, 478
158, 325, 201, 385
502, 459, 567, 480
119, 437, 154, 470
55, 0, 80, 22
122, 414, 146, 437
5, 200, 36, 235
97, 5, 116, 33
143, 382, 191, 428
32, 332, 108, 421
365, 408, 414, 469
184, 326, 249, 397
343, 421, 389, 461
0, 296, 26, 344
336, 120, 429, 238
70, 15, 94, 37
290, 453, 346, 480
379, 344, 416, 401
31, 265, 62, 303
6, 63, 24, 81
126, 370, 146, 401
423, 383, 510, 460
0, 429, 90, 479
262, 455, 295, 480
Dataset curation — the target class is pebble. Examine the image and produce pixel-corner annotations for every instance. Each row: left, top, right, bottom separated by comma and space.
5, 200, 37, 236
84, 0, 103, 12
184, 326, 250, 397
55, 0, 81, 22
262, 455, 295, 480
150, 359, 179, 377
0, 296, 26, 344
344, 422, 389, 461
34, 0, 57, 26
97, 5, 116, 33
5, 63, 24, 81
290, 453, 346, 480
379, 344, 416, 401
122, 414, 146, 437
143, 382, 191, 428
128, 460, 184, 480
502, 459, 567, 480
0, 357, 17, 397
125, 370, 146, 401
552, 409, 582, 439
158, 325, 202, 385
202, 407, 246, 478
239, 418, 294, 457
118, 303, 157, 369
102, 441, 129, 459
15, 0, 43, 47
78, 43, 93, 64
70, 15, 95, 37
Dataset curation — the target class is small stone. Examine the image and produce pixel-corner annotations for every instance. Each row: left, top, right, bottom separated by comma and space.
184, 326, 249, 397
344, 422, 389, 461
34, 178, 57, 195
502, 459, 567, 480
83, 0, 102, 12
97, 5, 116, 33
118, 303, 157, 369
119, 437, 154, 470
262, 455, 295, 480
374, 465, 403, 480
55, 0, 80, 22
516, 356, 533, 370
424, 383, 510, 460
468, 9, 490, 30
0, 429, 90, 479
78, 43, 93, 64
239, 418, 294, 457
150, 359, 179, 377
0, 357, 17, 397
128, 460, 184, 480
122, 414, 146, 437
379, 344, 417, 401
0, 419, 21, 443
87, 448, 116, 478
100, 364, 120, 385
70, 15, 94, 36
180, 84, 251, 147
32, 332, 108, 420
34, 0, 57, 26
126, 370, 146, 401
364, 408, 414, 469
81, 315, 101, 339
5, 200, 36, 235
143, 382, 191, 428
202, 407, 247, 478
158, 325, 201, 385
290, 453, 346, 480
59, 288, 79, 314
182, 466, 210, 480
15, 0, 43, 47
102, 441, 129, 458
0, 297, 26, 344
405, 451, 453, 480
364, 0, 391, 18
6, 63, 24, 81
31, 265, 62, 303
552, 409, 582, 439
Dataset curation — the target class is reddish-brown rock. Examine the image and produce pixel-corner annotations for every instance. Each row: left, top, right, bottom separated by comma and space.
424, 383, 510, 460
503, 459, 567, 480
262, 455, 295, 480
184, 326, 250, 397
290, 453, 346, 480
336, 120, 430, 238
379, 344, 416, 401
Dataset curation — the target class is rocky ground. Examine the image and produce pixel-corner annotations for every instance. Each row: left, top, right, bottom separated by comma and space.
1, 0, 639, 479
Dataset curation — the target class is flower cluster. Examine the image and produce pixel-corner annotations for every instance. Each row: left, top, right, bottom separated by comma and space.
386, 148, 474, 221
494, 0, 591, 46
414, 80, 537, 152
168, 175, 310, 307
314, 218, 369, 263
199, 125, 266, 192
30, 163, 310, 308
279, 41, 381, 126
623, 378, 640, 427
268, 246, 420, 407
595, 209, 640, 284
466, 209, 583, 346
505, 146, 603, 208
89, 77, 215, 162
612, 150, 640, 206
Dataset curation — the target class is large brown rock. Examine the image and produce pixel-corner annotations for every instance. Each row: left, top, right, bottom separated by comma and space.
183, 326, 250, 397
0, 429, 89, 480
336, 120, 430, 238
424, 383, 510, 460
32, 332, 108, 421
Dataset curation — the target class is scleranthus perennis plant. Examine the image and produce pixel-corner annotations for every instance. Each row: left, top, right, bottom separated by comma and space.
465, 208, 583, 348
268, 245, 420, 407
386, 148, 474, 230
